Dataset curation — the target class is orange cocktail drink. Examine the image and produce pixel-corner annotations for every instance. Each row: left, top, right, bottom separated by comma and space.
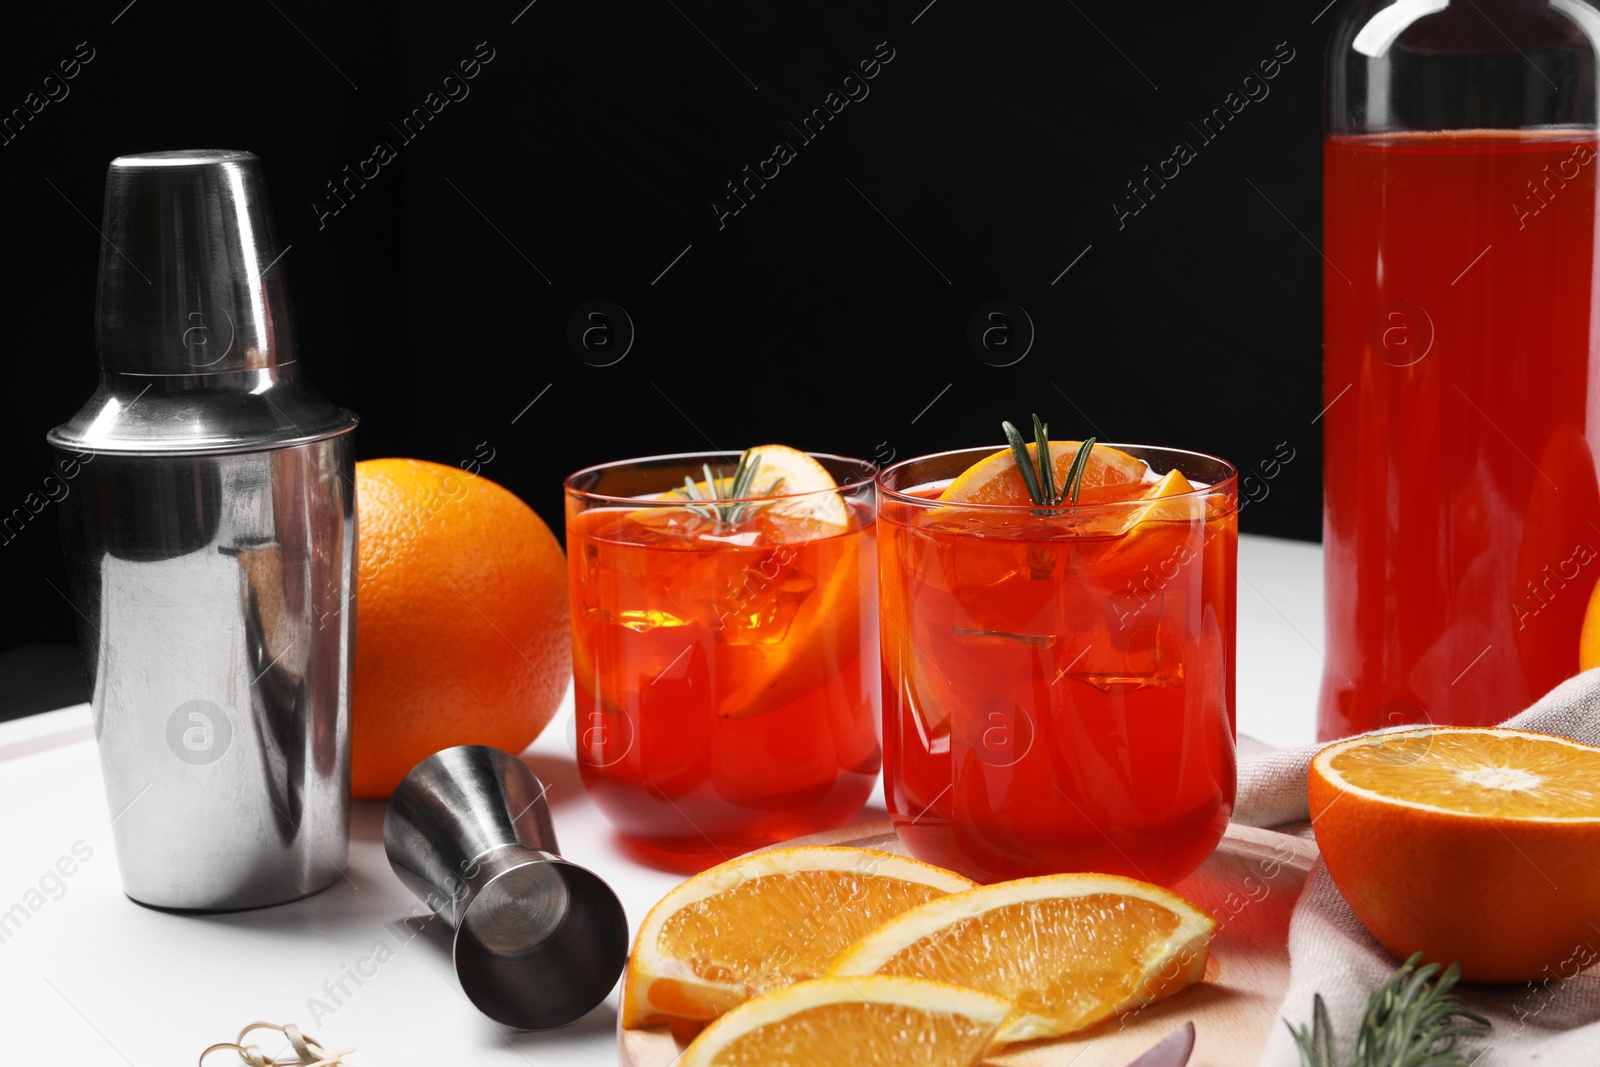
565, 448, 879, 859
878, 440, 1237, 884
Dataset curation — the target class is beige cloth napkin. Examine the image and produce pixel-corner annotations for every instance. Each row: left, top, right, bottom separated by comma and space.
1238, 668, 1600, 1066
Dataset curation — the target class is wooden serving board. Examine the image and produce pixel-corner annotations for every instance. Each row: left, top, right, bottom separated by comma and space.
619, 820, 1317, 1067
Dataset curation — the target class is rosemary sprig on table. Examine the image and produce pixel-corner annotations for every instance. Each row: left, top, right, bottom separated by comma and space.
1002, 415, 1096, 506
671, 449, 781, 531
1289, 953, 1490, 1067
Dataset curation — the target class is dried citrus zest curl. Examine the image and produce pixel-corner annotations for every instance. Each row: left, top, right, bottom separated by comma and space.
198, 1021, 354, 1067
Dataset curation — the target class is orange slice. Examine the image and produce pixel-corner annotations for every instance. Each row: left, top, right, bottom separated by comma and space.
744, 444, 851, 533
646, 444, 849, 535
710, 446, 856, 719
629, 445, 857, 719
1310, 727, 1600, 982
677, 976, 1008, 1067
1097, 468, 1205, 542
622, 846, 976, 1029
1128, 468, 1197, 517
828, 873, 1216, 1043
939, 440, 1150, 506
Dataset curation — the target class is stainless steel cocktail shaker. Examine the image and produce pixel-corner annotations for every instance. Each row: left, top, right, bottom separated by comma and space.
48, 150, 358, 910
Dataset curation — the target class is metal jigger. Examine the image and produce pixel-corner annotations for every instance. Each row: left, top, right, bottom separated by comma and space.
384, 746, 629, 1030
49, 150, 357, 911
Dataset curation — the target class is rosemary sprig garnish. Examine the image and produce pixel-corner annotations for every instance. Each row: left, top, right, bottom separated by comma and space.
1062, 434, 1097, 505
1002, 415, 1096, 506
671, 449, 781, 531
1289, 953, 1490, 1067
1033, 414, 1057, 505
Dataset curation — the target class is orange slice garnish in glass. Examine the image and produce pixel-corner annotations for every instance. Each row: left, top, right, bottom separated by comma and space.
939, 440, 1150, 506
623, 445, 859, 720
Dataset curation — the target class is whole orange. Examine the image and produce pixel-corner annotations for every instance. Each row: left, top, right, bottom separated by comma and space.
352, 458, 570, 797
1309, 727, 1600, 982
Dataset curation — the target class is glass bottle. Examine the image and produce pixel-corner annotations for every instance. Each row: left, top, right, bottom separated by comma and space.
1321, 0, 1600, 738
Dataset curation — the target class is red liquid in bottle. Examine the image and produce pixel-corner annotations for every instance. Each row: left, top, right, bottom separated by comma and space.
1321, 130, 1600, 739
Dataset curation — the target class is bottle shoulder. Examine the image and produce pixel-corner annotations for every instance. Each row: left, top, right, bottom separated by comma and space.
1329, 1, 1600, 134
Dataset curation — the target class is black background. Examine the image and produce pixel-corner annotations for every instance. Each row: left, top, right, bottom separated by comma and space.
0, 1, 1334, 673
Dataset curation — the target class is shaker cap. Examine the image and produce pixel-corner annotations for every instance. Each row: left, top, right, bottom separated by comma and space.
48, 150, 356, 455
101, 149, 293, 377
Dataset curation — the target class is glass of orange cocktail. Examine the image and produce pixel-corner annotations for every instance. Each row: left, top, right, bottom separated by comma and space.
877, 429, 1238, 885
565, 446, 879, 860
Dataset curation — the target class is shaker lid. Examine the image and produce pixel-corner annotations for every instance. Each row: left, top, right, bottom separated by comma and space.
48, 149, 357, 455
47, 373, 358, 455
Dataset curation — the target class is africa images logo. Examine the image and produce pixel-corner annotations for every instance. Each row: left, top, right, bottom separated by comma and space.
166, 699, 233, 766
1111, 41, 1297, 229
567, 300, 635, 367
709, 40, 897, 230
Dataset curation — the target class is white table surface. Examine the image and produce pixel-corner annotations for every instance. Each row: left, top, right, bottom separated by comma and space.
0, 533, 1324, 1066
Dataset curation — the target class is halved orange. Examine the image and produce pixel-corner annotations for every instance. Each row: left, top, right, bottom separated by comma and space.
677, 976, 1008, 1067
622, 846, 975, 1029
828, 873, 1216, 1043
939, 440, 1150, 506
1310, 726, 1600, 982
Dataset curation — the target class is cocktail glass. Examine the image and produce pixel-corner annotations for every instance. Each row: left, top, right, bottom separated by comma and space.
877, 445, 1238, 885
565, 451, 879, 862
